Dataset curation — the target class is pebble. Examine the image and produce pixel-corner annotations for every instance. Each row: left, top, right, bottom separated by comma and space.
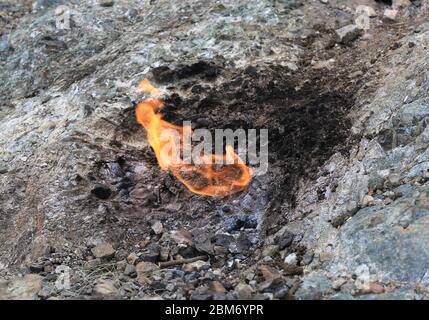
192, 230, 215, 255
359, 282, 385, 294
278, 230, 294, 250
383, 190, 395, 198
116, 260, 127, 272
234, 283, 253, 299
332, 278, 347, 290
159, 247, 170, 261
54, 5, 66, 16
91, 243, 115, 259
356, 5, 377, 18
258, 265, 281, 282
244, 271, 255, 282
45, 273, 57, 281
151, 220, 163, 235
388, 173, 401, 187
335, 24, 361, 45
166, 283, 175, 292
93, 279, 119, 298
284, 253, 298, 265
319, 252, 335, 262
383, 9, 398, 22
123, 264, 136, 277
126, 252, 139, 265
301, 250, 314, 266
384, 198, 393, 205
37, 287, 52, 299
136, 261, 159, 274
170, 229, 193, 246
183, 260, 209, 272
361, 195, 374, 207
282, 264, 303, 276
262, 245, 279, 258
141, 243, 160, 262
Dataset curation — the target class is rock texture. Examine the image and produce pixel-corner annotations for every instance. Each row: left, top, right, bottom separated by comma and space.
1, 0, 429, 300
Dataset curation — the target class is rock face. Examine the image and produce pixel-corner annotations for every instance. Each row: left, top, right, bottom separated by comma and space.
1, 0, 429, 300
1, 274, 42, 300
338, 186, 429, 283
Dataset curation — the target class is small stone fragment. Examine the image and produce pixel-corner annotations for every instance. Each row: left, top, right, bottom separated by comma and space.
170, 229, 193, 246
383, 9, 398, 22
284, 253, 298, 265
361, 195, 374, 207
127, 252, 139, 265
335, 24, 362, 45
356, 5, 377, 18
183, 260, 209, 272
151, 220, 163, 235
360, 282, 385, 294
234, 283, 253, 300
136, 261, 159, 275
140, 243, 160, 262
319, 252, 335, 262
258, 265, 281, 282
124, 264, 136, 277
93, 279, 119, 298
114, 262, 125, 275
262, 245, 279, 258
388, 173, 401, 187
282, 264, 304, 276
91, 243, 115, 259
278, 230, 294, 250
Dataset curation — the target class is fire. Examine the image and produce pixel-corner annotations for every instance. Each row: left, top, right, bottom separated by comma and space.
135, 79, 252, 197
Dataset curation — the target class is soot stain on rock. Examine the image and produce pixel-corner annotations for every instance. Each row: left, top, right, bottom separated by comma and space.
151, 61, 221, 84
156, 64, 356, 225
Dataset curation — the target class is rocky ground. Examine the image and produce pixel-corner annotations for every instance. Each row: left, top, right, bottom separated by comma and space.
1, 0, 429, 300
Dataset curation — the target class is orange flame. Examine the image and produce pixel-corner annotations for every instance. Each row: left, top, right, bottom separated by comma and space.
135, 79, 252, 197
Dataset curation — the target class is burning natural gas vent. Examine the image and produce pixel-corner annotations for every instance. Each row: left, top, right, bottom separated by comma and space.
135, 79, 252, 197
